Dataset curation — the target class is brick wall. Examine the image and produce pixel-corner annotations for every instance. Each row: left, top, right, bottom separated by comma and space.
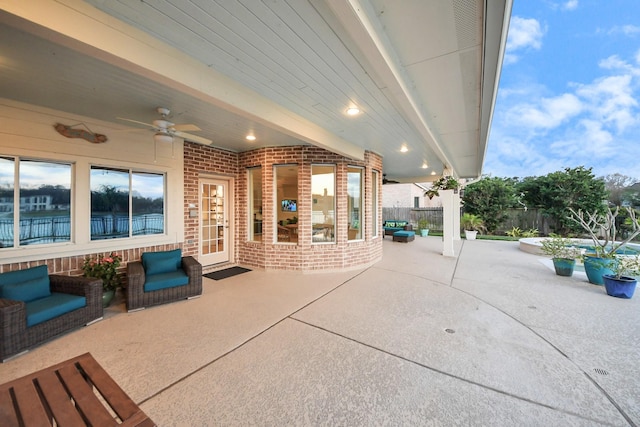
183, 142, 240, 259
0, 244, 181, 283
236, 146, 383, 271
2, 143, 383, 276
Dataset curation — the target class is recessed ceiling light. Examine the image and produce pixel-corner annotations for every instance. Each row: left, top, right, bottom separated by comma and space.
346, 107, 360, 116
431, 171, 436, 175
421, 162, 428, 169
246, 135, 256, 141
400, 145, 408, 153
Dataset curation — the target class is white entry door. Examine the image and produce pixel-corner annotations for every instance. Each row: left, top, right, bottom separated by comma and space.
200, 178, 231, 265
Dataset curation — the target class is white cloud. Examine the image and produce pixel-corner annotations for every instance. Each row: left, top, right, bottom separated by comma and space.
507, 17, 544, 50
506, 93, 582, 130
635, 49, 640, 65
599, 55, 630, 71
483, 133, 558, 178
502, 53, 519, 66
608, 25, 640, 36
575, 74, 638, 132
576, 119, 614, 155
487, 43, 640, 178
562, 0, 578, 11
505, 17, 545, 64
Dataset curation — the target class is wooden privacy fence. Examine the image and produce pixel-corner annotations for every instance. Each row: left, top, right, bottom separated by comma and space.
495, 209, 550, 235
382, 207, 550, 235
383, 207, 444, 231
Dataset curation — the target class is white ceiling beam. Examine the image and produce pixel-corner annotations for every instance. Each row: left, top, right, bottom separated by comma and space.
324, 0, 456, 175
478, 0, 513, 178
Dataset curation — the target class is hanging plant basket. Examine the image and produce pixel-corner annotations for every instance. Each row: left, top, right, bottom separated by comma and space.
425, 176, 460, 199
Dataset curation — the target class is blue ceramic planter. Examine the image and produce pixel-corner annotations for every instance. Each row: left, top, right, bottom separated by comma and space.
583, 256, 615, 285
602, 275, 637, 299
552, 258, 575, 277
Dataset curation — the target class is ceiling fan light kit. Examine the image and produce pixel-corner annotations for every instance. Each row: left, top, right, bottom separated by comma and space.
154, 133, 173, 144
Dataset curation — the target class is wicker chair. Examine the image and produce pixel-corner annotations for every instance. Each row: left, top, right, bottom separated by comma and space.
126, 250, 202, 312
0, 271, 103, 361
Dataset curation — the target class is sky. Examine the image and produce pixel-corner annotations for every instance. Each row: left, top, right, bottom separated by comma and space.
484, 0, 640, 181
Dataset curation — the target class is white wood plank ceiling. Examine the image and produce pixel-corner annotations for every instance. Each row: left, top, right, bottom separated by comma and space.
0, 0, 511, 181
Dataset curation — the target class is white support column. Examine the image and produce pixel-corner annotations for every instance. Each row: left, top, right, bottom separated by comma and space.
441, 190, 456, 257
453, 190, 461, 241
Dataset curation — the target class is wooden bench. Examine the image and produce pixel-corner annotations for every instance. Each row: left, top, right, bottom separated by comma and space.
0, 353, 155, 426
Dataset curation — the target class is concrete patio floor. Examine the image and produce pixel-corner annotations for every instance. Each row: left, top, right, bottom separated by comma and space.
1, 237, 638, 426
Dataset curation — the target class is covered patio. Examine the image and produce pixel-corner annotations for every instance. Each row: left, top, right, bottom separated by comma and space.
2, 237, 637, 425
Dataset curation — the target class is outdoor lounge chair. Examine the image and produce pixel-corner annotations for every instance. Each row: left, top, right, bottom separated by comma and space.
126, 249, 202, 311
0, 265, 103, 361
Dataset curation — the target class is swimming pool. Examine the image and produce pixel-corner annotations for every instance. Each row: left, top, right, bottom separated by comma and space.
519, 238, 640, 256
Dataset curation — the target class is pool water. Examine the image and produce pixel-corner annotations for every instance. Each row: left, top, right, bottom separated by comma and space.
576, 245, 640, 255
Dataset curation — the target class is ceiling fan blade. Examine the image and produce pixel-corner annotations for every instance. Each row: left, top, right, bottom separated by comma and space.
174, 131, 212, 146
172, 124, 200, 132
117, 117, 156, 128
112, 128, 149, 134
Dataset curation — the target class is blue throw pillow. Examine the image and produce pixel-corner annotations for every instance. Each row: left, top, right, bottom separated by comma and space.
142, 249, 182, 276
1, 275, 51, 302
0, 264, 49, 286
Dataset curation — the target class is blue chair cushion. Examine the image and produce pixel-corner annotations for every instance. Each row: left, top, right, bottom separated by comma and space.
144, 270, 189, 292
0, 265, 51, 302
26, 293, 87, 327
142, 249, 182, 276
393, 230, 415, 237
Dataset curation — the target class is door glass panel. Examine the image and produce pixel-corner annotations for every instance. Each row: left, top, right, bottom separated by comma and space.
201, 183, 225, 254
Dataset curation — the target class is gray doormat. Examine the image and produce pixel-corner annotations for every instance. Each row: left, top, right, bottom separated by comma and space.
203, 266, 251, 281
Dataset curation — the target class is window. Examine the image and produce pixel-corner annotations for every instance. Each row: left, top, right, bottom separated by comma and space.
414, 196, 420, 208
90, 167, 164, 240
132, 172, 165, 236
248, 167, 262, 241
347, 167, 363, 240
0, 157, 72, 248
311, 165, 335, 243
372, 170, 378, 238
274, 165, 298, 243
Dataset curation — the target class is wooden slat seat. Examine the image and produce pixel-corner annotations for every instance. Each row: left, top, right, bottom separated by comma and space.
0, 353, 155, 426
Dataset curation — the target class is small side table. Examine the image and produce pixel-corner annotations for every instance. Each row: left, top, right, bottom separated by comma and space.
0, 352, 155, 426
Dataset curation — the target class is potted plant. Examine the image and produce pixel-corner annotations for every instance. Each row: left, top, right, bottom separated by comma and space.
417, 218, 430, 237
602, 255, 640, 298
540, 234, 582, 277
425, 176, 460, 199
82, 252, 122, 307
567, 207, 640, 285
460, 213, 485, 240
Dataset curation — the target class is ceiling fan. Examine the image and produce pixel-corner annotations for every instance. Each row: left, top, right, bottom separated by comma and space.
118, 107, 212, 146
